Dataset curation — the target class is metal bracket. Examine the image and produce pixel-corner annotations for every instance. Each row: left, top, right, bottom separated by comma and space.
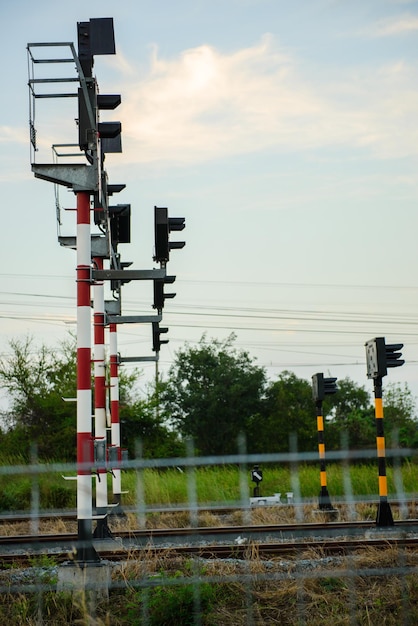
93, 268, 166, 281
31, 163, 98, 191
59, 234, 109, 257
120, 355, 159, 363
106, 314, 162, 325
105, 299, 121, 316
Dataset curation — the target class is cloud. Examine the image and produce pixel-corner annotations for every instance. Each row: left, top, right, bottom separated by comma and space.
370, 14, 418, 36
0, 126, 27, 144
22, 35, 417, 168
109, 35, 418, 167
119, 36, 338, 163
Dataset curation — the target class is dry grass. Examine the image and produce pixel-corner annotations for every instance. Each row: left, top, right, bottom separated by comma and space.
0, 500, 416, 537
109, 542, 418, 625
0, 501, 417, 624
0, 530, 417, 624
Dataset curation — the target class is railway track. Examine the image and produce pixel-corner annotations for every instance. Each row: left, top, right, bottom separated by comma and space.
1, 534, 418, 567
1, 519, 418, 566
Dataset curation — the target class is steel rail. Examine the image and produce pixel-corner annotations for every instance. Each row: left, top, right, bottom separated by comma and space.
1, 535, 418, 568
1, 519, 418, 556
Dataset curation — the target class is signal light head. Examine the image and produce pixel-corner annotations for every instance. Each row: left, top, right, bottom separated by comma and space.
154, 206, 186, 264
312, 373, 338, 403
152, 322, 169, 352
385, 343, 405, 369
109, 204, 131, 245
169, 217, 185, 232
153, 276, 176, 312
154, 206, 169, 263
365, 337, 405, 380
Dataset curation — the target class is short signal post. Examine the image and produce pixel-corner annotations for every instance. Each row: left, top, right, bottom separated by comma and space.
251, 465, 263, 497
312, 373, 338, 513
365, 337, 405, 527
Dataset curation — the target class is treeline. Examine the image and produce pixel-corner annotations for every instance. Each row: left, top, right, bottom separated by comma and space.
0, 334, 417, 462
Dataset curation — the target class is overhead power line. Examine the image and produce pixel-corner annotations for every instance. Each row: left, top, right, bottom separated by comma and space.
1, 273, 418, 292
1, 291, 418, 327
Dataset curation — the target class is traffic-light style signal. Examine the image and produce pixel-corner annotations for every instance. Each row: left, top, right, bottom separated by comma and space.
365, 337, 405, 380
152, 322, 169, 352
78, 86, 122, 153
312, 373, 338, 404
154, 206, 185, 264
312, 373, 337, 512
77, 18, 116, 77
109, 204, 131, 246
77, 18, 121, 154
153, 276, 176, 312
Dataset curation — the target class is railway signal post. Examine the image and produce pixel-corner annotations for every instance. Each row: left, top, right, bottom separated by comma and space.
312, 373, 338, 512
251, 465, 263, 497
28, 16, 121, 563
365, 337, 405, 526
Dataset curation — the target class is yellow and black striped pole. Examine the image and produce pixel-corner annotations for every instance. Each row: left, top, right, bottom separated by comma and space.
373, 377, 394, 526
312, 373, 337, 511
365, 337, 404, 526
316, 402, 334, 510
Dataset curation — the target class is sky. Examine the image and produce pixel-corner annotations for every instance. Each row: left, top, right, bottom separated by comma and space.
1, 0, 418, 404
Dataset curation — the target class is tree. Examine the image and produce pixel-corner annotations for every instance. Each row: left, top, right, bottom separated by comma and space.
324, 377, 375, 450
0, 335, 78, 460
0, 334, 188, 462
323, 378, 418, 451
327, 407, 376, 451
160, 334, 266, 455
382, 382, 418, 449
249, 371, 316, 453
119, 385, 186, 459
325, 378, 371, 423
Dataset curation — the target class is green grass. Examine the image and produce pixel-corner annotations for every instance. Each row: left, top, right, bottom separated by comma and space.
123, 461, 418, 506
0, 461, 417, 511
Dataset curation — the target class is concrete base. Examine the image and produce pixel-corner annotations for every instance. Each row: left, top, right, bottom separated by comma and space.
250, 492, 294, 506
57, 561, 112, 601
250, 493, 282, 506
312, 508, 339, 521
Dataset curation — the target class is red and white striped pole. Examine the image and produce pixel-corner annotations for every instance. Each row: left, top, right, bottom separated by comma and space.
93, 257, 111, 538
109, 322, 123, 503
76, 191, 98, 562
